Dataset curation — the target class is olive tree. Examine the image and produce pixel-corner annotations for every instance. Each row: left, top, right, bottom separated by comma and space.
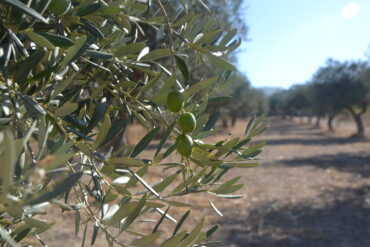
0, 0, 266, 246
311, 59, 369, 136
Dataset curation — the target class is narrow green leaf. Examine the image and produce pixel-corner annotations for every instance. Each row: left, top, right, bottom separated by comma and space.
51, 72, 78, 99
174, 12, 195, 27
208, 96, 232, 103
172, 210, 190, 237
232, 137, 251, 150
175, 55, 189, 82
25, 218, 51, 232
14, 50, 46, 85
210, 55, 236, 71
86, 50, 113, 60
249, 120, 268, 138
153, 170, 180, 193
130, 127, 160, 157
149, 76, 176, 105
25, 30, 54, 49
164, 200, 192, 208
221, 162, 259, 168
91, 222, 99, 246
216, 137, 240, 157
106, 202, 137, 226
0, 131, 16, 192
220, 29, 237, 46
81, 18, 104, 39
172, 167, 207, 194
14, 227, 31, 243
81, 223, 88, 247
120, 194, 147, 232
205, 225, 219, 238
37, 32, 74, 47
178, 218, 204, 247
242, 142, 266, 158
20, 95, 46, 116
184, 77, 218, 97
115, 42, 146, 57
98, 119, 128, 148
46, 153, 73, 171
75, 210, 81, 237
54, 102, 78, 117
161, 231, 188, 247
131, 232, 161, 246
138, 72, 162, 95
194, 30, 222, 45
155, 121, 175, 156
152, 207, 169, 233
94, 113, 111, 148
29, 172, 83, 205
88, 98, 107, 130
140, 48, 171, 61
245, 115, 256, 136
163, 143, 177, 159
2, 0, 48, 23
203, 112, 221, 131
76, 2, 101, 16
59, 35, 86, 69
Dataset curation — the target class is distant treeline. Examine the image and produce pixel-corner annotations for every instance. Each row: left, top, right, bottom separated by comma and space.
269, 59, 370, 137
209, 73, 269, 127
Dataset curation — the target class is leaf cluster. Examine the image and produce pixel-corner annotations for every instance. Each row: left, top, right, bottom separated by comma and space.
0, 0, 265, 246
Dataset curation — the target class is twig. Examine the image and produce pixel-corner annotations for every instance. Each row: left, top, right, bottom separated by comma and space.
154, 0, 182, 89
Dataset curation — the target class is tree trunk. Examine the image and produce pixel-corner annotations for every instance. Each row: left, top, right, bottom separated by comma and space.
222, 118, 228, 128
231, 116, 237, 127
308, 115, 312, 124
315, 116, 321, 128
327, 114, 335, 131
348, 108, 365, 137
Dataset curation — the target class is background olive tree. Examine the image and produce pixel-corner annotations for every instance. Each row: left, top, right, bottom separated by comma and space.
0, 0, 267, 246
269, 59, 370, 137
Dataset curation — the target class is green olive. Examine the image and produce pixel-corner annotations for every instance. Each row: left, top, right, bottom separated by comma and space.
48, 0, 71, 16
178, 112, 196, 133
176, 134, 193, 157
167, 91, 184, 112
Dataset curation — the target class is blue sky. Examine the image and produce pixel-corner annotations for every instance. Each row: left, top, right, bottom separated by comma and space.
237, 0, 370, 88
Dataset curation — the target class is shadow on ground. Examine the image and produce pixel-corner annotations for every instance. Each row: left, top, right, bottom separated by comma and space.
263, 137, 370, 146
281, 152, 370, 178
214, 186, 370, 247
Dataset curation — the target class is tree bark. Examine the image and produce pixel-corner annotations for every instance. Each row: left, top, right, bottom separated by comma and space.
231, 116, 237, 127
222, 118, 228, 128
308, 115, 312, 124
348, 107, 366, 137
327, 114, 335, 131
315, 116, 321, 128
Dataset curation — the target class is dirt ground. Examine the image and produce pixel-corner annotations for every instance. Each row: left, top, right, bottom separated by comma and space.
210, 117, 370, 247
37, 116, 370, 246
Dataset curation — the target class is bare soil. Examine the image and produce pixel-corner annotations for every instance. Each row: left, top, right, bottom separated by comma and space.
37, 116, 370, 247
210, 117, 370, 247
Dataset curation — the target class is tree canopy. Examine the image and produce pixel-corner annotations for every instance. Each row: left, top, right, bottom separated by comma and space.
269, 59, 370, 137
0, 0, 266, 246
